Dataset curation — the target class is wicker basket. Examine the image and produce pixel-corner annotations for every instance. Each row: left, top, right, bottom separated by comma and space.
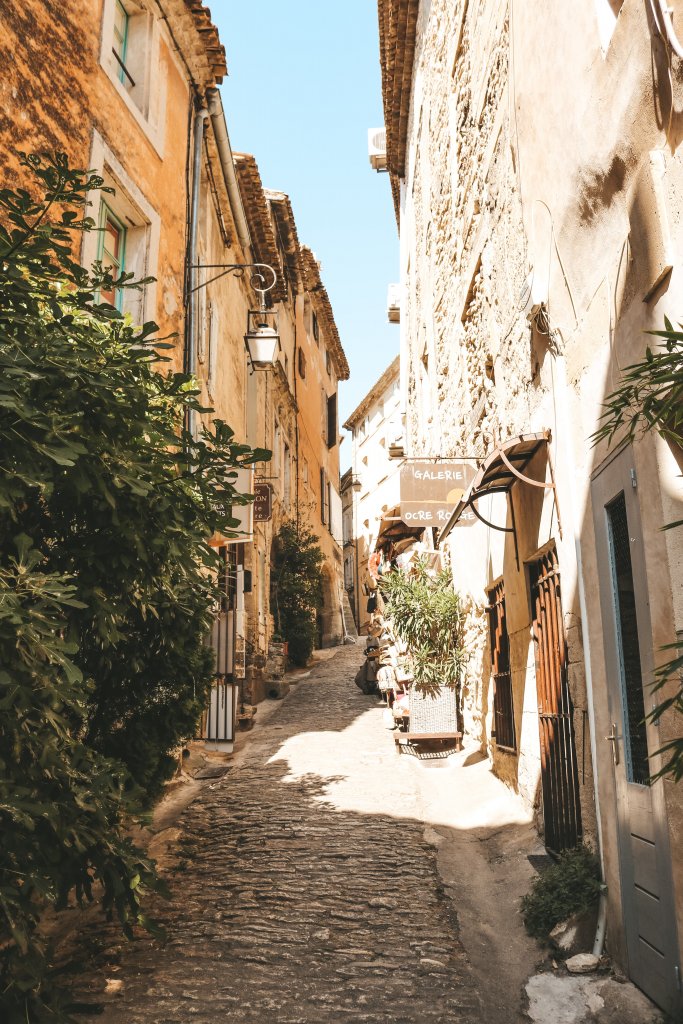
409, 685, 458, 734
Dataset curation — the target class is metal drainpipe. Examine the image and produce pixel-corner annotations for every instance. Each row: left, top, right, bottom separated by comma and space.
186, 104, 209, 438
205, 88, 253, 261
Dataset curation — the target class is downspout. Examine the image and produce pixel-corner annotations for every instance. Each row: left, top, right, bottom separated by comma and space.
186, 103, 209, 437
205, 88, 252, 261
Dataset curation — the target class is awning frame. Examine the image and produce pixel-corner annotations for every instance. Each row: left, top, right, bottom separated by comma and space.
438, 431, 562, 567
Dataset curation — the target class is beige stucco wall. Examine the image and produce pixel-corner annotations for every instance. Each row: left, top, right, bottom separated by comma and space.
346, 365, 402, 632
395, 0, 683, 982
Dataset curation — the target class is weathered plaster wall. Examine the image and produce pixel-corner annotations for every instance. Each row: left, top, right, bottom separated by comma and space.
0, 0, 221, 371
397, 0, 683, 987
295, 291, 345, 648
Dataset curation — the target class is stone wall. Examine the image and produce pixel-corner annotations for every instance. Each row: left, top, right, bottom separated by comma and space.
391, 0, 683, 993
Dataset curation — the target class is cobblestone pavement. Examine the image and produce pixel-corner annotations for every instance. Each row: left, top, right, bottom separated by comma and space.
71, 645, 482, 1023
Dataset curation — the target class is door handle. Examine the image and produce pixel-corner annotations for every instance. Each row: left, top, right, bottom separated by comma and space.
605, 723, 620, 766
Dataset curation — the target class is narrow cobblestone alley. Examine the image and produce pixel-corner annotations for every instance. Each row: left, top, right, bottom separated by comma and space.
69, 647, 519, 1024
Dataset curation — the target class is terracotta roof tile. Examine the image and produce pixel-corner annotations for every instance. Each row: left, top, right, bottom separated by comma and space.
265, 190, 304, 295
378, 0, 419, 220
183, 0, 227, 81
232, 154, 287, 302
301, 246, 350, 382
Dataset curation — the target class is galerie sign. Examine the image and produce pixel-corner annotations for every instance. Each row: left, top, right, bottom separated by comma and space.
399, 462, 476, 527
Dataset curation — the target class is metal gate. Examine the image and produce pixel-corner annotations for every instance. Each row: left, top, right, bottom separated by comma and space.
197, 546, 238, 744
529, 548, 582, 853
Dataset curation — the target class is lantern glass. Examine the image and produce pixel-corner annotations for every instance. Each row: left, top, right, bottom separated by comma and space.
244, 309, 280, 369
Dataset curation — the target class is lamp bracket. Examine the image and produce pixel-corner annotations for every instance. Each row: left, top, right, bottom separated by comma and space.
190, 262, 278, 303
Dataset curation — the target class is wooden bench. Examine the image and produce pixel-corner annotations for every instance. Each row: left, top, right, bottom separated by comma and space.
394, 731, 463, 751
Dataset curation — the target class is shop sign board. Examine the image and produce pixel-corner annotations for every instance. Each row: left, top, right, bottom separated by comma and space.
399, 461, 476, 527
253, 482, 273, 522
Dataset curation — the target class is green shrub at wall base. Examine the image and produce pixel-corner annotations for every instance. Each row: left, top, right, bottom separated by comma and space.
521, 846, 602, 940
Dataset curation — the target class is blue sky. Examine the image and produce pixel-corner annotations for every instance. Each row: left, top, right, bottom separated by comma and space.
212, 1, 399, 460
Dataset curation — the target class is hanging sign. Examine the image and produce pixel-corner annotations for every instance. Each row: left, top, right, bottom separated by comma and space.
399, 461, 476, 527
253, 482, 273, 522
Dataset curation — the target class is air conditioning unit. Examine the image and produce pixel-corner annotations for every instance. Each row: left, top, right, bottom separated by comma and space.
368, 127, 387, 172
387, 283, 400, 324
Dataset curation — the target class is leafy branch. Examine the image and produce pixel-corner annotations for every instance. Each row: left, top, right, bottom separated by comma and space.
379, 561, 467, 698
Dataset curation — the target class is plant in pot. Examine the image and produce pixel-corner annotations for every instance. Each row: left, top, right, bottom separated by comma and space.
271, 520, 323, 667
379, 560, 467, 718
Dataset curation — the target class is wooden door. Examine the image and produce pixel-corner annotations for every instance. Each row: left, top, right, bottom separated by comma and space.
529, 547, 583, 853
592, 446, 681, 1015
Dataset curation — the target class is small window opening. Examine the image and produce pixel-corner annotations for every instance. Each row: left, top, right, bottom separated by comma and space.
98, 204, 126, 309
113, 0, 134, 86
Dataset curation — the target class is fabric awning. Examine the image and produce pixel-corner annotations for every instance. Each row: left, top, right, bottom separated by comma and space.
376, 505, 424, 555
438, 431, 561, 552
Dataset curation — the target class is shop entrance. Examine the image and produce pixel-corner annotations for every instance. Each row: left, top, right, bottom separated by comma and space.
592, 446, 680, 1015
528, 546, 582, 853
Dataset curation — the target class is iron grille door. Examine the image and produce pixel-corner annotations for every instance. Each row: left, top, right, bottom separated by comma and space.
198, 546, 238, 743
487, 581, 516, 750
529, 548, 582, 853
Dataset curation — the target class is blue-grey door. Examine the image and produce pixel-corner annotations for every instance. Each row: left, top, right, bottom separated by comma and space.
592, 446, 680, 1016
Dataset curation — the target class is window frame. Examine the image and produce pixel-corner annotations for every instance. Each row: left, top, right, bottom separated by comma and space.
113, 0, 131, 85
97, 202, 127, 311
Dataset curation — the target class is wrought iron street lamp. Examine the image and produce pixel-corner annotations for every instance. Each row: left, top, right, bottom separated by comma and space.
191, 261, 280, 371
244, 308, 279, 369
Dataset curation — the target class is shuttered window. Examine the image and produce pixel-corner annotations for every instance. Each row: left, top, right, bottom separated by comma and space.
320, 468, 329, 524
97, 204, 126, 310
327, 393, 337, 449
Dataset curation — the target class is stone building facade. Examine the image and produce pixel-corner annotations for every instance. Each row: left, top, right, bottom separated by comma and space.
343, 356, 402, 632
0, 0, 230, 364
233, 156, 349, 697
377, 0, 683, 1013
0, 2, 349, 731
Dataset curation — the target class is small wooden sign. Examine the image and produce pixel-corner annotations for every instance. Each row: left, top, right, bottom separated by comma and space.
253, 482, 273, 522
399, 461, 476, 527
